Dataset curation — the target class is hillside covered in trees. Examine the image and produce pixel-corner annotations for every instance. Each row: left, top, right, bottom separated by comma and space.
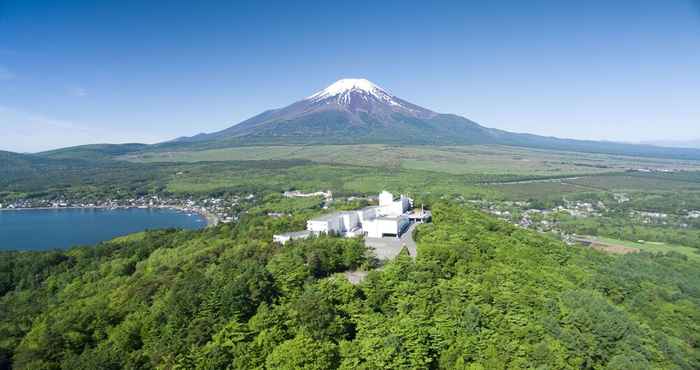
1, 204, 698, 369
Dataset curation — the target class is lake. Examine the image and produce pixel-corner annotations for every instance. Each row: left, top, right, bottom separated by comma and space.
0, 208, 207, 251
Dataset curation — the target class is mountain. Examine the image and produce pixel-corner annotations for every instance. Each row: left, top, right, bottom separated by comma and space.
170, 78, 700, 160
39, 143, 149, 161
0, 150, 79, 171
173, 78, 486, 145
641, 139, 700, 149
0, 150, 93, 188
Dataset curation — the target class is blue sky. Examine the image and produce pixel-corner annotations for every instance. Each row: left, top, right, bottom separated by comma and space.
1, 0, 699, 152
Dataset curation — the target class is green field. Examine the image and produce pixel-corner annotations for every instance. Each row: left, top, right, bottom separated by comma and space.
589, 236, 700, 261
123, 144, 700, 176
487, 172, 700, 206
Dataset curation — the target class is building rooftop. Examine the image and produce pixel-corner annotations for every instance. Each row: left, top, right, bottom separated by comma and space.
309, 210, 361, 222
376, 216, 406, 221
276, 230, 313, 238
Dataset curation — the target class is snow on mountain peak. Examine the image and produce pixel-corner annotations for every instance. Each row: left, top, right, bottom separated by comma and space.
306, 78, 394, 103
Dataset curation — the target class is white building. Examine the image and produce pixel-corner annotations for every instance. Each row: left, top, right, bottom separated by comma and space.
305, 191, 413, 238
273, 230, 313, 245
307, 211, 360, 235
362, 216, 410, 238
274, 191, 417, 243
378, 191, 412, 216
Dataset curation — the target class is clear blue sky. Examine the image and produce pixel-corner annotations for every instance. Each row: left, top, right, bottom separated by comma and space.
1, 0, 699, 152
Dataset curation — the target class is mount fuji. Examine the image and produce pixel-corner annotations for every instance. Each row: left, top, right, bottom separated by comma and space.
169, 78, 700, 160
173, 78, 495, 145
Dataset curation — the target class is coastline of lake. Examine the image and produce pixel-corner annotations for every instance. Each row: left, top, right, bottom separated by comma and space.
0, 208, 208, 251
0, 205, 219, 227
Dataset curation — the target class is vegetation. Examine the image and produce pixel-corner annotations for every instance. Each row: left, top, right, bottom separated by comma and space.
38, 144, 149, 161
3, 145, 700, 368
586, 236, 700, 261
125, 144, 700, 176
1, 205, 699, 369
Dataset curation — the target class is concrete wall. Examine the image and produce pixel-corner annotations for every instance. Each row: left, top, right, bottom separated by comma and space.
377, 192, 412, 217
307, 219, 331, 233
364, 216, 409, 238
379, 191, 394, 207
357, 207, 378, 224
340, 212, 359, 232
273, 234, 292, 244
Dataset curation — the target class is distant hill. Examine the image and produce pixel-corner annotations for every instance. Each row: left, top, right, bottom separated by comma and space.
0, 150, 81, 172
0, 151, 91, 188
39, 143, 149, 161
170, 78, 700, 161
641, 139, 700, 149
0, 149, 167, 194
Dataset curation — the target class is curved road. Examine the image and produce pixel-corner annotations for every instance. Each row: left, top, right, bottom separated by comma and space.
400, 222, 419, 258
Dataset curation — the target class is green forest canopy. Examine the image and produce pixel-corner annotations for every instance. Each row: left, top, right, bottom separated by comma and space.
1, 204, 699, 369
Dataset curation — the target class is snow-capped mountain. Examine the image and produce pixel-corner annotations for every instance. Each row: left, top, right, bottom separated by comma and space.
306, 79, 393, 103
169, 79, 700, 161
303, 78, 431, 117
301, 78, 435, 118
174, 78, 485, 145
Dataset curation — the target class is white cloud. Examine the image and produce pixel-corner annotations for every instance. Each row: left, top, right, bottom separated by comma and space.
0, 65, 15, 80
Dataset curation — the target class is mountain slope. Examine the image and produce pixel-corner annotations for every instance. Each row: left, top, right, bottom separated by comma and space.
0, 150, 85, 173
641, 139, 700, 149
39, 143, 149, 161
171, 79, 700, 160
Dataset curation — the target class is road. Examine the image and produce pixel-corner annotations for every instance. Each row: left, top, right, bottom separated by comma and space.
364, 222, 420, 260
346, 222, 422, 285
400, 222, 419, 258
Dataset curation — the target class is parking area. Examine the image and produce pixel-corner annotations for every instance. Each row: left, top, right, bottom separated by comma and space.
365, 223, 418, 260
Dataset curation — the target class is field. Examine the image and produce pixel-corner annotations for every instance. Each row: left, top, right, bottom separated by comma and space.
488, 172, 700, 205
164, 161, 502, 199
123, 144, 700, 176
584, 236, 700, 261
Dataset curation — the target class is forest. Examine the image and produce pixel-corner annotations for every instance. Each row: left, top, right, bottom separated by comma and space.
1, 203, 698, 369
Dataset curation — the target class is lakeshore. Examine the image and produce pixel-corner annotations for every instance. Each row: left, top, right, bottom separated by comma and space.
0, 205, 219, 227
0, 208, 208, 251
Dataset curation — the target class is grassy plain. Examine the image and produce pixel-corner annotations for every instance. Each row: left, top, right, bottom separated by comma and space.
490, 172, 700, 203
588, 236, 700, 261
117, 144, 700, 211
123, 144, 700, 176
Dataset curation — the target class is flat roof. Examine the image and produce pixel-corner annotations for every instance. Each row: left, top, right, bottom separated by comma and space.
275, 230, 312, 238
375, 216, 406, 221
309, 210, 361, 222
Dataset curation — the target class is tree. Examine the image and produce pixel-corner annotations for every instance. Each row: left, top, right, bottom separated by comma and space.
265, 334, 338, 370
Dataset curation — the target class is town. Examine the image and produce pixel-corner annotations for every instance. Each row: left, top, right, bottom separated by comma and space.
0, 195, 244, 226
471, 195, 700, 249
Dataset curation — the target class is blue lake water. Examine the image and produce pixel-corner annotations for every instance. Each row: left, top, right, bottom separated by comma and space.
0, 208, 206, 251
